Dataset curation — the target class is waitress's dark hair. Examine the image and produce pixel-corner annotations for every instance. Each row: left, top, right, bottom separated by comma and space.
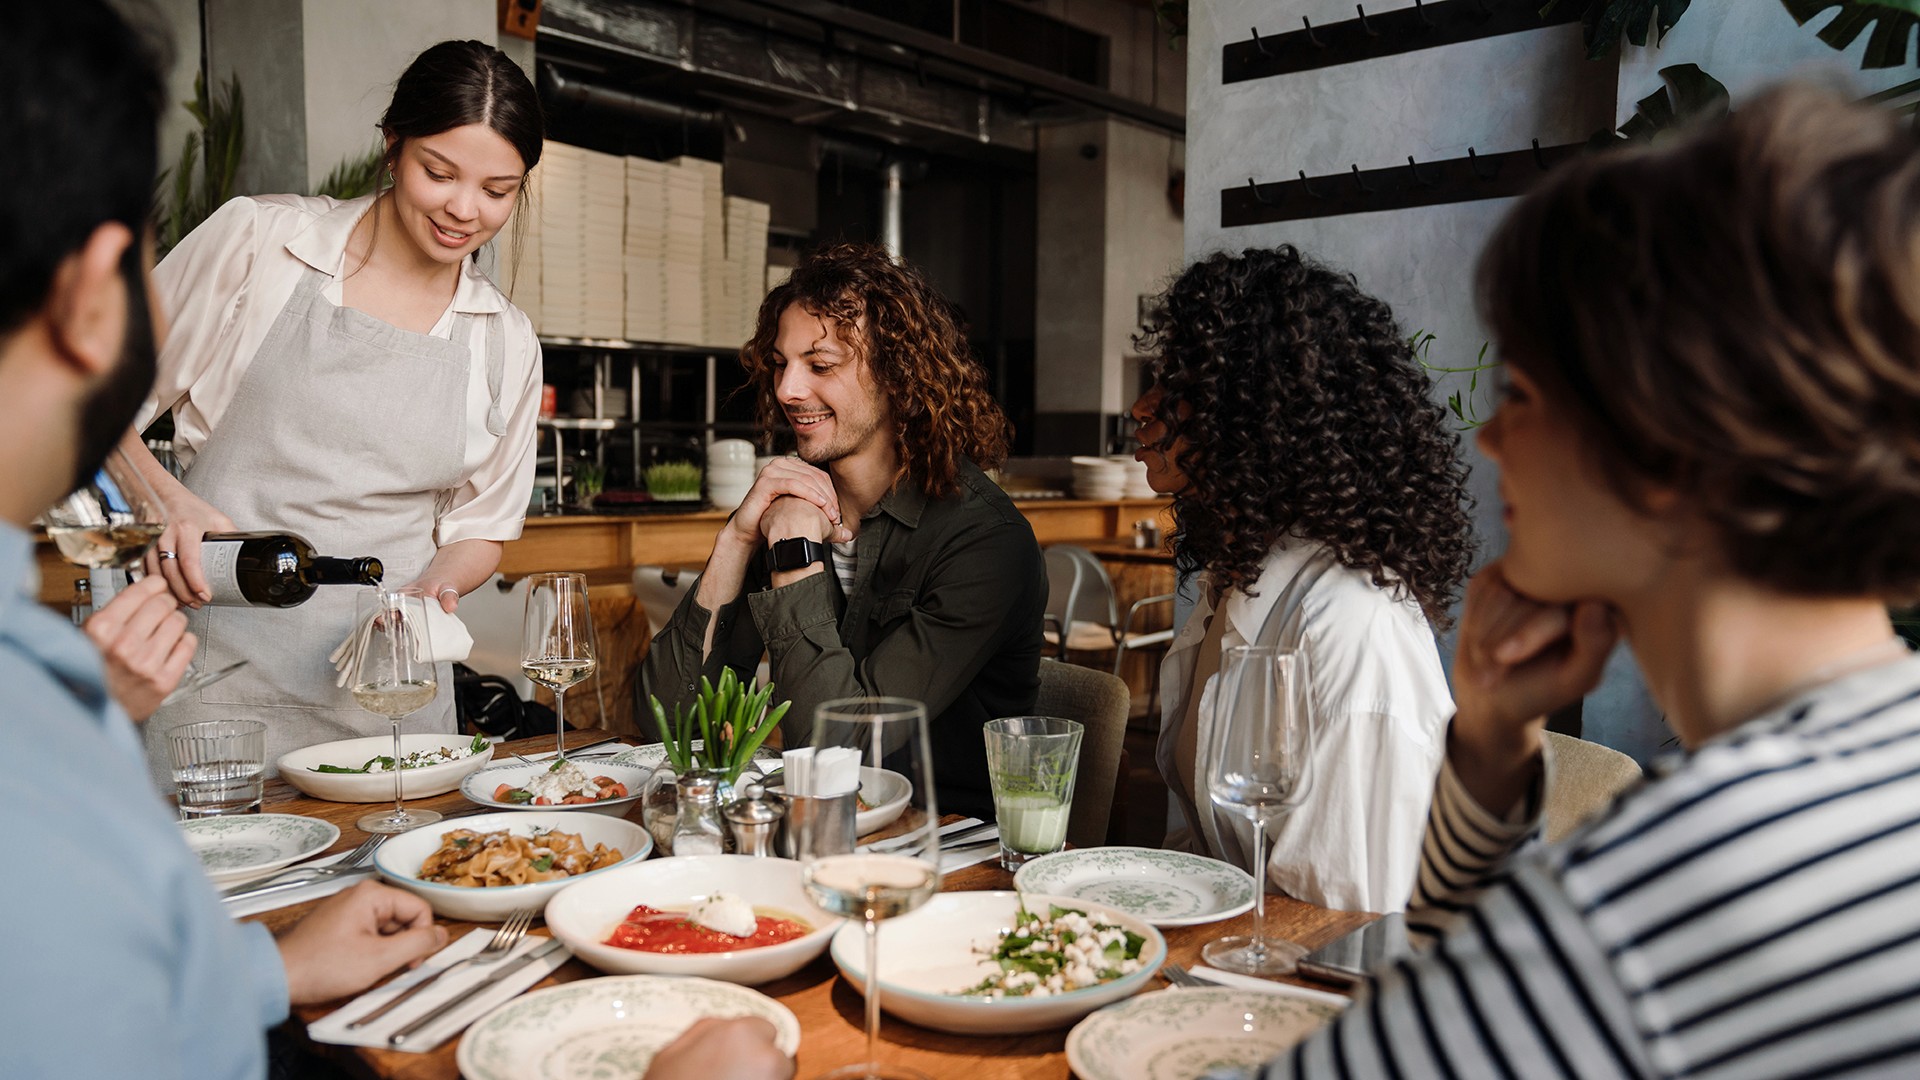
379, 40, 543, 176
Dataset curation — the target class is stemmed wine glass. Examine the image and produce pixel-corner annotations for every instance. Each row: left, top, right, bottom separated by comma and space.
41, 447, 244, 703
1203, 644, 1315, 975
802, 697, 939, 1080
521, 572, 596, 760
349, 588, 441, 834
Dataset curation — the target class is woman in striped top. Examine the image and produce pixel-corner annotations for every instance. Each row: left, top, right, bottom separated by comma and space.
1209, 83, 1920, 1080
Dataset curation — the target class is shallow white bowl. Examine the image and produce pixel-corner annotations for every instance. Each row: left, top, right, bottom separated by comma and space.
181, 813, 339, 885
544, 854, 841, 984
459, 759, 652, 816
276, 733, 494, 803
856, 766, 912, 837
373, 810, 651, 922
830, 890, 1165, 1034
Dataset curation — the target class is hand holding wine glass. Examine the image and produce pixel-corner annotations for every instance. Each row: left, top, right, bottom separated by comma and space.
350, 588, 441, 834
1204, 645, 1314, 975
521, 572, 596, 760
801, 697, 939, 1080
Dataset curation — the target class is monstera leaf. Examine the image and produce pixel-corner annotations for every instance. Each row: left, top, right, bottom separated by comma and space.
1783, 0, 1920, 68
1544, 0, 1694, 60
1598, 64, 1731, 146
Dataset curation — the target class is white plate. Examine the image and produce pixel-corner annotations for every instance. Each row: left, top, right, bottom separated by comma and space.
457, 974, 799, 1080
608, 742, 780, 776
1066, 986, 1345, 1080
373, 810, 651, 922
854, 766, 912, 836
180, 814, 339, 885
460, 759, 652, 816
544, 854, 841, 984
1013, 847, 1257, 927
830, 891, 1165, 1034
276, 733, 494, 803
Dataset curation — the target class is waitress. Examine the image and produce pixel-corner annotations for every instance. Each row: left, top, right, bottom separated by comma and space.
123, 40, 545, 775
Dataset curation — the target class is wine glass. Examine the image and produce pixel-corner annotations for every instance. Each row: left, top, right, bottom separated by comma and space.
349, 588, 441, 834
802, 697, 939, 1080
1203, 644, 1315, 975
42, 448, 244, 703
521, 572, 596, 759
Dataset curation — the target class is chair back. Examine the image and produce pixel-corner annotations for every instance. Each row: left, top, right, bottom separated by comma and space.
1034, 658, 1131, 848
1542, 731, 1643, 843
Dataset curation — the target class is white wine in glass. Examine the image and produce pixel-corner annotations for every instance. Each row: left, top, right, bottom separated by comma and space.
1203, 645, 1314, 976
350, 588, 440, 834
521, 572, 596, 759
802, 697, 939, 1080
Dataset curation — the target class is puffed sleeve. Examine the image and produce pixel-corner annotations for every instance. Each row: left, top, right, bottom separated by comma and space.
135, 196, 265, 431
435, 306, 542, 545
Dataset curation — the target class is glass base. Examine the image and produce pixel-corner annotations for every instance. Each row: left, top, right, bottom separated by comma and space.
1202, 934, 1309, 976
998, 842, 1063, 872
813, 1065, 935, 1080
358, 807, 441, 834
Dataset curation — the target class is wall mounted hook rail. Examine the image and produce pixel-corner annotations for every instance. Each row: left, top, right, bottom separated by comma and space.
1222, 141, 1581, 228
1223, 0, 1579, 84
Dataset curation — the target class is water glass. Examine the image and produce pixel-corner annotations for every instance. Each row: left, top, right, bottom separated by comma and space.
983, 716, 1083, 869
168, 719, 267, 819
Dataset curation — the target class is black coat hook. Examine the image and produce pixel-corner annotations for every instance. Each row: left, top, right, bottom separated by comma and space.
1301, 16, 1326, 48
1467, 147, 1499, 180
1531, 138, 1549, 172
1355, 4, 1380, 37
1298, 170, 1329, 199
1249, 26, 1271, 57
1413, 0, 1435, 27
1407, 155, 1435, 187
1246, 177, 1277, 206
1350, 164, 1373, 194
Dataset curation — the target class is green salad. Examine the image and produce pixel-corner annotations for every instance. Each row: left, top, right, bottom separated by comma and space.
955, 904, 1147, 998
309, 733, 489, 774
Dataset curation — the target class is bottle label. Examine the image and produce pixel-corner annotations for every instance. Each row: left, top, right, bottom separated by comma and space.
200, 540, 252, 607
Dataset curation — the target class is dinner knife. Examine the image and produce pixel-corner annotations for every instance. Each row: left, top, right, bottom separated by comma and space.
219, 867, 374, 904
387, 937, 568, 1047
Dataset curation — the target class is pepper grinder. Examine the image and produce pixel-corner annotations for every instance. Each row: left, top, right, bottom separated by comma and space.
671, 771, 728, 856
723, 780, 786, 857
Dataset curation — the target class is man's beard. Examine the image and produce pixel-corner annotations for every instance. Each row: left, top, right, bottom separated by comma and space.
71, 247, 157, 491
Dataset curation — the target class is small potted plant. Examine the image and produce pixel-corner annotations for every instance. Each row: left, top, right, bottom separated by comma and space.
643, 668, 790, 852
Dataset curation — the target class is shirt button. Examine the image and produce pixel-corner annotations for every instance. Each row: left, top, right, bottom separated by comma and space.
686, 682, 696, 693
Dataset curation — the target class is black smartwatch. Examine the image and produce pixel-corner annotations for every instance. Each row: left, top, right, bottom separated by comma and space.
765, 536, 830, 575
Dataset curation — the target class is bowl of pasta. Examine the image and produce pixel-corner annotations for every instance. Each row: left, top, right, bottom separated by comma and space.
372, 810, 652, 922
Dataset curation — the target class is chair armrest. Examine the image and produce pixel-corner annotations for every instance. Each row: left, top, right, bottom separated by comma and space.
1119, 592, 1177, 639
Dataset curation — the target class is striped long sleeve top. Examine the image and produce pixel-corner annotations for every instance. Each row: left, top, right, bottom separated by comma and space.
1214, 653, 1920, 1080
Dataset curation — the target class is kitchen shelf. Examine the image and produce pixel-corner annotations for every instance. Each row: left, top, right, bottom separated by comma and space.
538, 335, 741, 356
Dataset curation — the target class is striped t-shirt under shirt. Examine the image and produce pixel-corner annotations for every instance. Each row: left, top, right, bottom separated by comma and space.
1211, 651, 1920, 1080
831, 539, 857, 597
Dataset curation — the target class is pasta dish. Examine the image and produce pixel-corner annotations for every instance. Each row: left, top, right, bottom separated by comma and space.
418, 827, 624, 887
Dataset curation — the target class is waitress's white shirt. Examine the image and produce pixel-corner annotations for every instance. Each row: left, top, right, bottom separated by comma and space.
1157, 541, 1452, 913
136, 193, 541, 545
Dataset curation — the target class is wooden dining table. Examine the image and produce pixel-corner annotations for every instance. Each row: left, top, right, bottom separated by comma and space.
251, 730, 1371, 1079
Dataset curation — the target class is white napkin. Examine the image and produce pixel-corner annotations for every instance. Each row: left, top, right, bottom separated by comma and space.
1188, 965, 1353, 1009
783, 747, 814, 794
308, 930, 573, 1052
814, 747, 861, 796
329, 604, 474, 687
222, 851, 369, 919
938, 842, 1004, 875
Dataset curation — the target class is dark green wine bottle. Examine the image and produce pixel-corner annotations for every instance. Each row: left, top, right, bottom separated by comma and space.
199, 531, 383, 608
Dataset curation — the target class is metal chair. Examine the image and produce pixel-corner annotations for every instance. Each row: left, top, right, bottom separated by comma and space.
1035, 659, 1131, 849
1041, 544, 1176, 676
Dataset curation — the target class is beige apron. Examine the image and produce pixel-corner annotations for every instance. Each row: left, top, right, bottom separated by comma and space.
147, 264, 505, 778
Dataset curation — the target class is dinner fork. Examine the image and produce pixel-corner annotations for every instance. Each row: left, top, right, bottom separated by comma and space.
347, 908, 536, 1029
218, 834, 387, 901
1162, 963, 1207, 988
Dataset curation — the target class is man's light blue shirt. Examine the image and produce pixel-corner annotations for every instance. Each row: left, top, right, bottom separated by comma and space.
0, 523, 288, 1078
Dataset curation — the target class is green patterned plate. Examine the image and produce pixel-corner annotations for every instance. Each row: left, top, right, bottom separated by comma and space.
179, 813, 339, 885
1067, 987, 1345, 1080
1012, 847, 1257, 927
456, 975, 799, 1080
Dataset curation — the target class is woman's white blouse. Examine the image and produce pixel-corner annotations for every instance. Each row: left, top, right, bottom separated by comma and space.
136, 193, 542, 546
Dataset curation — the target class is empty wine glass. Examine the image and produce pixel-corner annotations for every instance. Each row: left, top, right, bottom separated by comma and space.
350, 588, 441, 834
1203, 645, 1315, 975
802, 697, 939, 1080
521, 572, 596, 759
43, 448, 245, 703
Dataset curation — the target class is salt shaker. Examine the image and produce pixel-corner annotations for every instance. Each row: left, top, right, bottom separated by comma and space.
723, 781, 786, 857
671, 771, 728, 856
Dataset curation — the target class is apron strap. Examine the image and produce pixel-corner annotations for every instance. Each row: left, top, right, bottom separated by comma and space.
481, 312, 507, 436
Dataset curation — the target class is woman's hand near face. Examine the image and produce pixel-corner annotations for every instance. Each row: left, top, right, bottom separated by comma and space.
1449, 560, 1619, 817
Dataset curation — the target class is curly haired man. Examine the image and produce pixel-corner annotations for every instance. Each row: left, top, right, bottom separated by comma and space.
645, 243, 1045, 815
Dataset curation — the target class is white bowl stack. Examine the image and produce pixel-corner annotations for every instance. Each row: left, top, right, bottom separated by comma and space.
1113, 454, 1157, 499
707, 439, 756, 510
1070, 456, 1128, 500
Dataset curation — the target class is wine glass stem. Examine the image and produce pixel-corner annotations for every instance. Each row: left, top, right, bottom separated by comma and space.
390, 719, 405, 819
863, 912, 882, 1071
1249, 816, 1268, 960
554, 687, 567, 760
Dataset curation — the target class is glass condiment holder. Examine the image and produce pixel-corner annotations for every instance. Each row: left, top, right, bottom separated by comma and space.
671, 770, 728, 856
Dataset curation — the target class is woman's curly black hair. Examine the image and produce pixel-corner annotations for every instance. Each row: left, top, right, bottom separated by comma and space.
1136, 246, 1474, 627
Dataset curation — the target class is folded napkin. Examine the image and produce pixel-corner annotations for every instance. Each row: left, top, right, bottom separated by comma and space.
1188, 965, 1353, 1009
308, 930, 572, 1052
222, 851, 370, 919
329, 604, 474, 687
938, 840, 1004, 875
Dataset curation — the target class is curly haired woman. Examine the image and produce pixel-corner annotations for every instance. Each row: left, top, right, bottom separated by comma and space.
1133, 247, 1474, 912
645, 242, 1045, 816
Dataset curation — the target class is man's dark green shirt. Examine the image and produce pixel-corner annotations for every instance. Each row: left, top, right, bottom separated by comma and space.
645, 459, 1046, 816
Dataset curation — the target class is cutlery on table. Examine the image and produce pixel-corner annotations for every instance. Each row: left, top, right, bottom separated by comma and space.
1161, 963, 1207, 988
349, 908, 535, 1030
388, 935, 566, 1047
933, 824, 1000, 849
526, 734, 623, 760
861, 816, 984, 854
219, 834, 387, 903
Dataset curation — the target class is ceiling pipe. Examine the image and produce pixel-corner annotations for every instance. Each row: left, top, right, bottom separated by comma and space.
539, 63, 735, 139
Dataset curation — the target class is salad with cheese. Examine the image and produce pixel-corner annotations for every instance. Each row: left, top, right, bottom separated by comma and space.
954, 904, 1146, 998
493, 757, 630, 805
310, 733, 489, 774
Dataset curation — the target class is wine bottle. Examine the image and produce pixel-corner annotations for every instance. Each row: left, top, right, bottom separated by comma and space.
199, 531, 383, 608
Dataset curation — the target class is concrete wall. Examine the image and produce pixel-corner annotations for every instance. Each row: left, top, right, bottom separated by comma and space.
204, 0, 308, 195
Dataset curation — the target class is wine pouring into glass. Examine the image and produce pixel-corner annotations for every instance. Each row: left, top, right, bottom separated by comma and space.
1203, 645, 1315, 975
802, 697, 940, 1080
521, 572, 596, 760
349, 588, 441, 834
